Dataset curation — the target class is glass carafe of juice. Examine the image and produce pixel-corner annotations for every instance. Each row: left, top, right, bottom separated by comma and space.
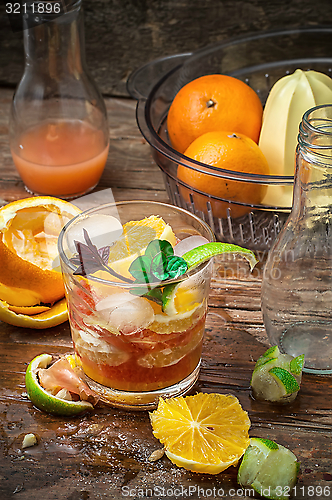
9, 0, 109, 199
261, 104, 332, 375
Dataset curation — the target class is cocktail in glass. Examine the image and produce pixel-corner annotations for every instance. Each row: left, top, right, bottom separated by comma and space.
58, 201, 214, 409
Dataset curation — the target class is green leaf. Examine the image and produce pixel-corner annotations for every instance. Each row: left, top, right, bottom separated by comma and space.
166, 255, 188, 279
158, 240, 174, 257
145, 239, 174, 261
129, 284, 163, 305
151, 252, 169, 281
146, 287, 163, 304
130, 285, 153, 296
144, 240, 162, 261
129, 255, 151, 283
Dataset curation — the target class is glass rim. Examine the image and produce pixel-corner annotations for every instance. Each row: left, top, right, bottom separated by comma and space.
302, 104, 332, 136
57, 200, 215, 287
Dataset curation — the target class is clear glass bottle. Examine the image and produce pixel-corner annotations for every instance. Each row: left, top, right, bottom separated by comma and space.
9, 0, 109, 199
261, 104, 332, 374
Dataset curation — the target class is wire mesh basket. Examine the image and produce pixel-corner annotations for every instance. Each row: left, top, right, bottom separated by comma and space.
127, 28, 332, 251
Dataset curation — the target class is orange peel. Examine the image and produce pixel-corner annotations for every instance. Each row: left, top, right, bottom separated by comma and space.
0, 196, 81, 328
0, 297, 68, 329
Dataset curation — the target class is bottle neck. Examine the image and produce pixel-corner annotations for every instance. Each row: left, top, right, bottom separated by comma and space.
292, 105, 332, 222
23, 0, 85, 77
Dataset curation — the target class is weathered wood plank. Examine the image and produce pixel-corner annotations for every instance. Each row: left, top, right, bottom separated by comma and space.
1, 0, 332, 96
1, 303, 332, 500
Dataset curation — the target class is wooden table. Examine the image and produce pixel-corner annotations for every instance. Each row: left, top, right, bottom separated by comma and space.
0, 88, 331, 500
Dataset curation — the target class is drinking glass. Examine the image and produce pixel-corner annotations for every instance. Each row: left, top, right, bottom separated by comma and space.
58, 201, 214, 409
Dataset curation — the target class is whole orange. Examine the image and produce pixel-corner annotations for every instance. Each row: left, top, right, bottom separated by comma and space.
167, 74, 263, 154
177, 131, 270, 219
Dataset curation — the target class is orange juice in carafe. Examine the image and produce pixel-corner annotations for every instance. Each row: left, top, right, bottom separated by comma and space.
9, 0, 109, 198
11, 120, 109, 197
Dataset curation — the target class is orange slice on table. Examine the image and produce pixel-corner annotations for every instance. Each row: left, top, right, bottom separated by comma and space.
0, 196, 81, 328
150, 392, 251, 474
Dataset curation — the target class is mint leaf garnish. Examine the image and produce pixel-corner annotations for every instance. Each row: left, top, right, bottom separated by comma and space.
69, 233, 188, 305
166, 255, 188, 279
129, 239, 188, 285
129, 255, 151, 283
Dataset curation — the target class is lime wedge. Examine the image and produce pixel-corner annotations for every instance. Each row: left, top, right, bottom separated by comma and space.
251, 346, 304, 403
260, 345, 280, 358
238, 437, 300, 500
25, 353, 94, 416
290, 354, 305, 375
269, 367, 300, 395
161, 242, 257, 314
161, 278, 205, 316
182, 242, 258, 271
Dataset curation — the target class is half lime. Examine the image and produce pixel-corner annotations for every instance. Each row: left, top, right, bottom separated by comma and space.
25, 353, 95, 416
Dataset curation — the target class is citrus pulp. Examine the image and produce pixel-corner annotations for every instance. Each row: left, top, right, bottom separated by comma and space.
150, 393, 251, 474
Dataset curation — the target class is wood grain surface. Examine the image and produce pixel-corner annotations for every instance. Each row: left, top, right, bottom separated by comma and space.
0, 85, 331, 499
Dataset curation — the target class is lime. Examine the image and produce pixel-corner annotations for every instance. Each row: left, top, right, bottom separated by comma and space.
25, 353, 94, 416
290, 354, 305, 375
161, 241, 258, 315
251, 346, 304, 403
238, 437, 300, 500
182, 242, 258, 271
269, 367, 300, 395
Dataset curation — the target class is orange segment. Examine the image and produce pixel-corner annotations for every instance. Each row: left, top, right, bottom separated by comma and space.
108, 215, 176, 278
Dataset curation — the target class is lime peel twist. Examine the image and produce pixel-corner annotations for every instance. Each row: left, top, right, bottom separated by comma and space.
182, 242, 258, 271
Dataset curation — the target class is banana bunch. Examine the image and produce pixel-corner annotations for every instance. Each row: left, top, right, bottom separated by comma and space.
259, 69, 332, 207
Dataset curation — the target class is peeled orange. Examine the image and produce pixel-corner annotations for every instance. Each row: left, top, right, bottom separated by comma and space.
0, 196, 81, 328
